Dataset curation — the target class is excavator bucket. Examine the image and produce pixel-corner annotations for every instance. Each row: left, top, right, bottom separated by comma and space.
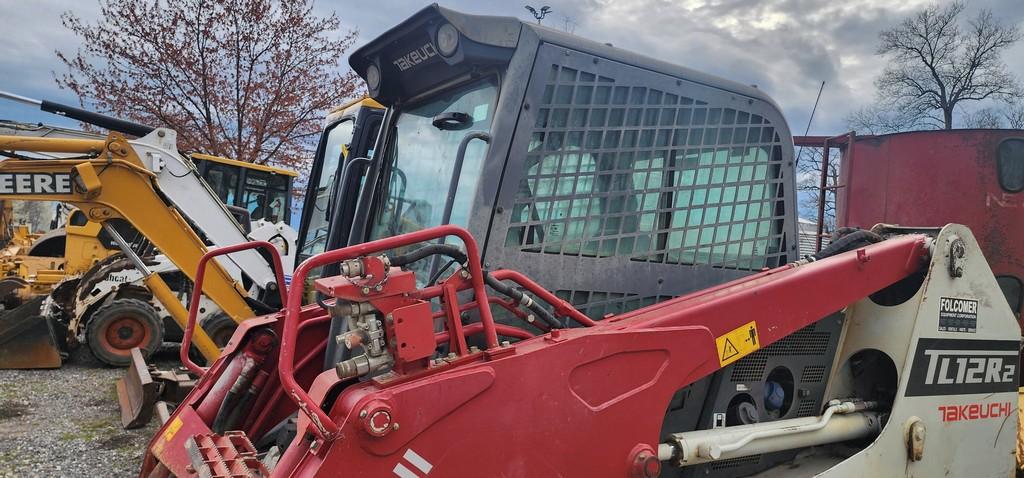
117, 347, 196, 429
0, 296, 63, 369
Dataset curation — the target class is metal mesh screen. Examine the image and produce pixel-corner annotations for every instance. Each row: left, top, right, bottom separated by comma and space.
505, 64, 788, 270
555, 289, 671, 320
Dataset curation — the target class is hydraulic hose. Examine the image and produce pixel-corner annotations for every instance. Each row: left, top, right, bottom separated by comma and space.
212, 355, 257, 434
811, 228, 883, 261
388, 243, 468, 268
483, 273, 563, 329
386, 242, 563, 328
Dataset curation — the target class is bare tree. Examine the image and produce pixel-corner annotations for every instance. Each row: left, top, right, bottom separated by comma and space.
846, 103, 941, 134
962, 106, 1004, 128
1004, 102, 1024, 128
56, 0, 360, 169
872, 1, 1022, 130
795, 147, 839, 232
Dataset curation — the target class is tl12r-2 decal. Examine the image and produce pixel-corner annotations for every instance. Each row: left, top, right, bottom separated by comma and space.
905, 338, 1018, 396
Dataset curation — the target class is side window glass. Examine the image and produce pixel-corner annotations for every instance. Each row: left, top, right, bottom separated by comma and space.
243, 170, 271, 221
996, 275, 1022, 314
204, 163, 239, 205
997, 139, 1024, 193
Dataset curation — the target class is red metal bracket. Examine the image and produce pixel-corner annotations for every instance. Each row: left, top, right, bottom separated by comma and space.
180, 240, 289, 376
281, 225, 494, 441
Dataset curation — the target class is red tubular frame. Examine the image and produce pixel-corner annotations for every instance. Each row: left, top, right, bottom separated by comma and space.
280, 225, 494, 440
180, 241, 289, 376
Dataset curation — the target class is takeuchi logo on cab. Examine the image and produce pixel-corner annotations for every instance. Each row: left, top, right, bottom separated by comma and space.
393, 43, 438, 72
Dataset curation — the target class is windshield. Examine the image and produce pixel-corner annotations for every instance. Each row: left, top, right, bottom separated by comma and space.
301, 118, 355, 256
243, 170, 289, 223
370, 77, 498, 241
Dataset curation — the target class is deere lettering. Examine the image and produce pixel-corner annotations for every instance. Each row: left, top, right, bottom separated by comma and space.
393, 43, 438, 71
0, 173, 72, 195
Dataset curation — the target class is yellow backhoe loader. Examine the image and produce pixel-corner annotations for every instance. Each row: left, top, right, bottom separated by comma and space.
0, 93, 385, 428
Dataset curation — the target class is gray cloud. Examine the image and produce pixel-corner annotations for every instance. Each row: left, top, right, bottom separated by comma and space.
1, 0, 1022, 136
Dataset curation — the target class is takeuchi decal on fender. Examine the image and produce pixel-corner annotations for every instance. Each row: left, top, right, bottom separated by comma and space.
0, 173, 73, 195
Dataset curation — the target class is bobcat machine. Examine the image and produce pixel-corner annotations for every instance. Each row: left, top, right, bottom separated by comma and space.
135, 5, 1020, 477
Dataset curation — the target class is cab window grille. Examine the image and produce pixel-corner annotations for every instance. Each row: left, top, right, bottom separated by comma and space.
555, 289, 670, 321
507, 65, 788, 270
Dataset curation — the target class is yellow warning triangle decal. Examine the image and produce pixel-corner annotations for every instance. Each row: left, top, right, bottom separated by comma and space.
721, 338, 740, 361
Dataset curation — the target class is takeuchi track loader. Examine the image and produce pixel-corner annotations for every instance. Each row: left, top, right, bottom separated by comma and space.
137, 5, 1021, 477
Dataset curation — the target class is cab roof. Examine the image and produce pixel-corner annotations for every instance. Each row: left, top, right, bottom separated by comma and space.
190, 153, 298, 177
350, 4, 781, 110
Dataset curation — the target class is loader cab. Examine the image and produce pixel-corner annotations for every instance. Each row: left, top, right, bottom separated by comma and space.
349, 5, 799, 309
296, 98, 385, 263
346, 7, 847, 478
191, 154, 298, 225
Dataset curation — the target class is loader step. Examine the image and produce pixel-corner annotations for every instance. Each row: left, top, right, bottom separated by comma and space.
185, 431, 269, 478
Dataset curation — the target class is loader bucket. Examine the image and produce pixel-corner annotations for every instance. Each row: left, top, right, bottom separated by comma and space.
117, 347, 198, 429
116, 347, 159, 428
0, 297, 63, 369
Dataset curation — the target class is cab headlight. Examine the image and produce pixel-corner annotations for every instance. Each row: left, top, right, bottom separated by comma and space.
365, 63, 381, 91
436, 23, 459, 57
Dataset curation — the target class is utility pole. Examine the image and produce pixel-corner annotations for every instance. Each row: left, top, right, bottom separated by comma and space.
525, 5, 552, 24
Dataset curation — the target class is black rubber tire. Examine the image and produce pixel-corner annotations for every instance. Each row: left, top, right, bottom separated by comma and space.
200, 313, 238, 348
86, 298, 163, 367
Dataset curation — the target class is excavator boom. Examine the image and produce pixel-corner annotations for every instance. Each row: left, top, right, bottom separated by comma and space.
0, 131, 254, 364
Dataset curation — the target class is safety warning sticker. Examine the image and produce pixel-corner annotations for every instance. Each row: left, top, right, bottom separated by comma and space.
938, 297, 978, 333
716, 321, 760, 367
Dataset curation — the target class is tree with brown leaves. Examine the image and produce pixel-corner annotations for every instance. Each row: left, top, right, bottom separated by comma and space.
56, 0, 360, 169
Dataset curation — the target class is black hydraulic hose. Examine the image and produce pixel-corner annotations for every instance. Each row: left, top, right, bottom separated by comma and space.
811, 229, 884, 261
212, 355, 256, 434
388, 243, 468, 268
385, 242, 563, 329
222, 370, 269, 432
483, 273, 563, 329
41, 100, 154, 137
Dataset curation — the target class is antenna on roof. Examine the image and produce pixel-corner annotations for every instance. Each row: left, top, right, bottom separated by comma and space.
524, 5, 552, 24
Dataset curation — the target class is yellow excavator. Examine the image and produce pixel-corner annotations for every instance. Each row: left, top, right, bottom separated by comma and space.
0, 118, 301, 367
0, 92, 385, 427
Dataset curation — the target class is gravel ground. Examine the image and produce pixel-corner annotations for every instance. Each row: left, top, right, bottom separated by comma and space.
0, 346, 177, 477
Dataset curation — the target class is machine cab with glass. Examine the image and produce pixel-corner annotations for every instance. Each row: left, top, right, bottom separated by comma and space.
192, 153, 298, 225
347, 7, 827, 477
296, 98, 385, 263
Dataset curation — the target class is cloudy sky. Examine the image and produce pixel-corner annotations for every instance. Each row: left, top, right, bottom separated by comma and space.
1, 0, 1023, 136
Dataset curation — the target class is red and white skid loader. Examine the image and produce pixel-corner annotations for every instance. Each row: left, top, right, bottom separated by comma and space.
139, 5, 1021, 477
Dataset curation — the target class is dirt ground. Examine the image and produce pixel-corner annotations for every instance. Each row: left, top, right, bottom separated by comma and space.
0, 347, 175, 477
